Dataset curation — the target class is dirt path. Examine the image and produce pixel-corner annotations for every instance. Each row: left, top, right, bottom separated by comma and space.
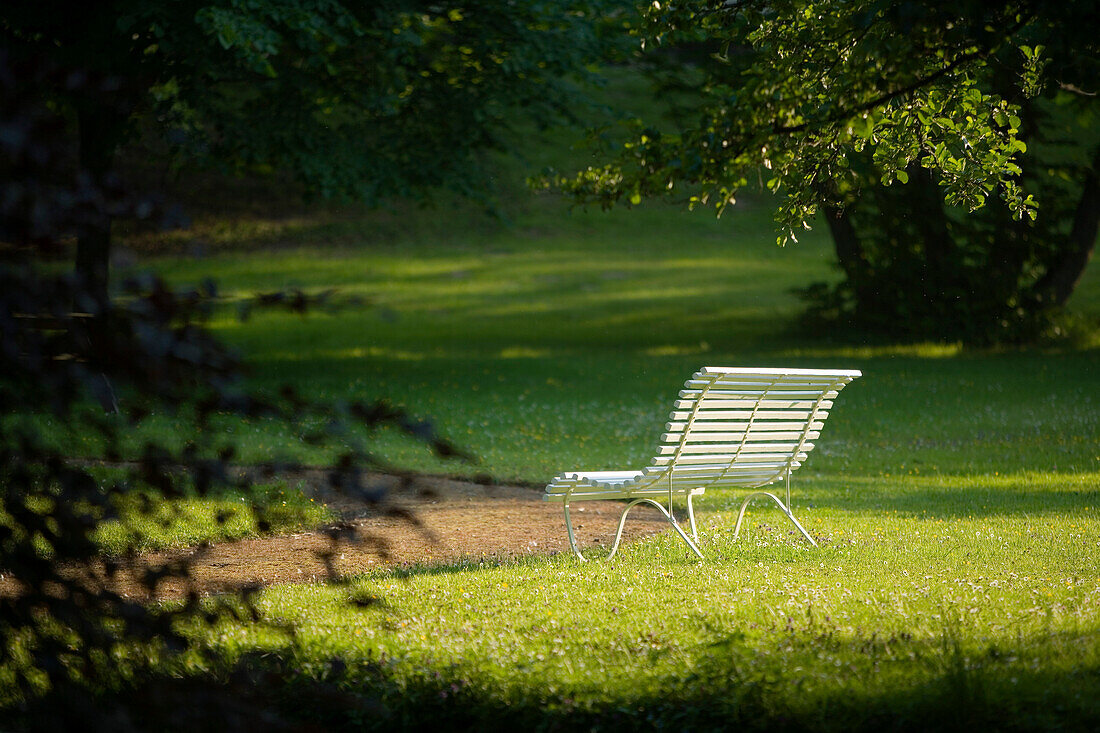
90, 474, 668, 599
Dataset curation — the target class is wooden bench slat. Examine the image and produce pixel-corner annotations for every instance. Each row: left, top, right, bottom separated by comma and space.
668, 409, 830, 421
684, 379, 853, 392
660, 431, 818, 442
668, 400, 831, 411
664, 420, 825, 432
656, 441, 818, 455
673, 394, 836, 405
649, 455, 808, 467
699, 366, 861, 377
686, 389, 842, 398
543, 486, 706, 500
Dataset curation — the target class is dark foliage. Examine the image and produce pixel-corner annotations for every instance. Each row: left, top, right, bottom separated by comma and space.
0, 51, 466, 728
797, 137, 1098, 345
3, 0, 630, 306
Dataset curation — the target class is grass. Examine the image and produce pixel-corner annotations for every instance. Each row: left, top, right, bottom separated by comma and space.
191, 472, 1100, 729
10, 70, 1100, 729
92, 480, 332, 555
110, 194, 1099, 487
108, 180, 1100, 728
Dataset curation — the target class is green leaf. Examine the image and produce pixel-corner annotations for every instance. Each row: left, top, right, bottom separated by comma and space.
856, 116, 874, 140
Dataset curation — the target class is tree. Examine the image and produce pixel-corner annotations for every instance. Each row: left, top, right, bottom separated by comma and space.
1, 52, 466, 725
2, 0, 622, 307
560, 0, 1100, 342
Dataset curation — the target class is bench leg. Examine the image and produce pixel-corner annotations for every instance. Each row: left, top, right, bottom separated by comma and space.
733, 491, 818, 547
563, 502, 586, 561
608, 499, 704, 561
564, 498, 705, 561
612, 499, 704, 560
687, 492, 699, 542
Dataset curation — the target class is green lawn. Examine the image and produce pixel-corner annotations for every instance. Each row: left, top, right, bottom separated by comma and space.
6, 62, 1093, 725
99, 167, 1100, 727
125, 190, 1099, 486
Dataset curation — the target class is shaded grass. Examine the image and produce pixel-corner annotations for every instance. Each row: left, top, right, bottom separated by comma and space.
119, 193, 1099, 483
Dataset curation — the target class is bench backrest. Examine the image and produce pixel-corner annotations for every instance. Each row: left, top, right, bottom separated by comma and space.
634, 366, 861, 491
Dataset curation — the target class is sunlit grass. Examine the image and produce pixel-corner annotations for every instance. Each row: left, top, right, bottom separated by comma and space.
188, 473, 1100, 727
113, 183, 1100, 727
19, 65, 1098, 728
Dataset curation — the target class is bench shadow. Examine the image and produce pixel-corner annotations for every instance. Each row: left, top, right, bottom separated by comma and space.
700, 474, 1100, 520
346, 546, 620, 583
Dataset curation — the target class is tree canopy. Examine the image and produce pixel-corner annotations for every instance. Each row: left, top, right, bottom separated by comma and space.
561, 0, 1100, 341
566, 0, 1095, 236
3, 0, 624, 301
6, 0, 621, 198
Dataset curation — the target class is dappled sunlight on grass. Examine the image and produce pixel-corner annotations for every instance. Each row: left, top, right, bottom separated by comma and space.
498, 346, 554, 359
158, 341, 1095, 488
106, 125, 1100, 728
257, 346, 431, 362
779, 342, 967, 359
643, 343, 715, 357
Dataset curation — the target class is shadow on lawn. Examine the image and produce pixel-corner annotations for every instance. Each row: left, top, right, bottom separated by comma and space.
701, 474, 1100, 521
13, 628, 1099, 732
351, 551, 573, 583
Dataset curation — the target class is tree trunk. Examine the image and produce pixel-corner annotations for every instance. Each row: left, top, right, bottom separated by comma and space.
821, 199, 866, 282
75, 212, 112, 312
903, 165, 956, 299
1033, 144, 1100, 307
74, 103, 120, 312
74, 102, 123, 413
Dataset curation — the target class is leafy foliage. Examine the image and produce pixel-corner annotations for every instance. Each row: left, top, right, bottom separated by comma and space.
564, 2, 1046, 233
176, 0, 628, 202
4, 0, 626, 204
0, 51, 466, 725
2, 0, 630, 308
558, 0, 1100, 342
796, 120, 1099, 344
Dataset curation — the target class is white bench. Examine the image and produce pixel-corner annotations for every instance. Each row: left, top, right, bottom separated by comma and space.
544, 366, 861, 560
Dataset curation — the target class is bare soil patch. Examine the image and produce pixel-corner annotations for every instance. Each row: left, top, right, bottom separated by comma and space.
27, 474, 667, 600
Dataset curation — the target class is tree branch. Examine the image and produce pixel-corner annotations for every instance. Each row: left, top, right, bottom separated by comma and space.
1058, 81, 1098, 97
